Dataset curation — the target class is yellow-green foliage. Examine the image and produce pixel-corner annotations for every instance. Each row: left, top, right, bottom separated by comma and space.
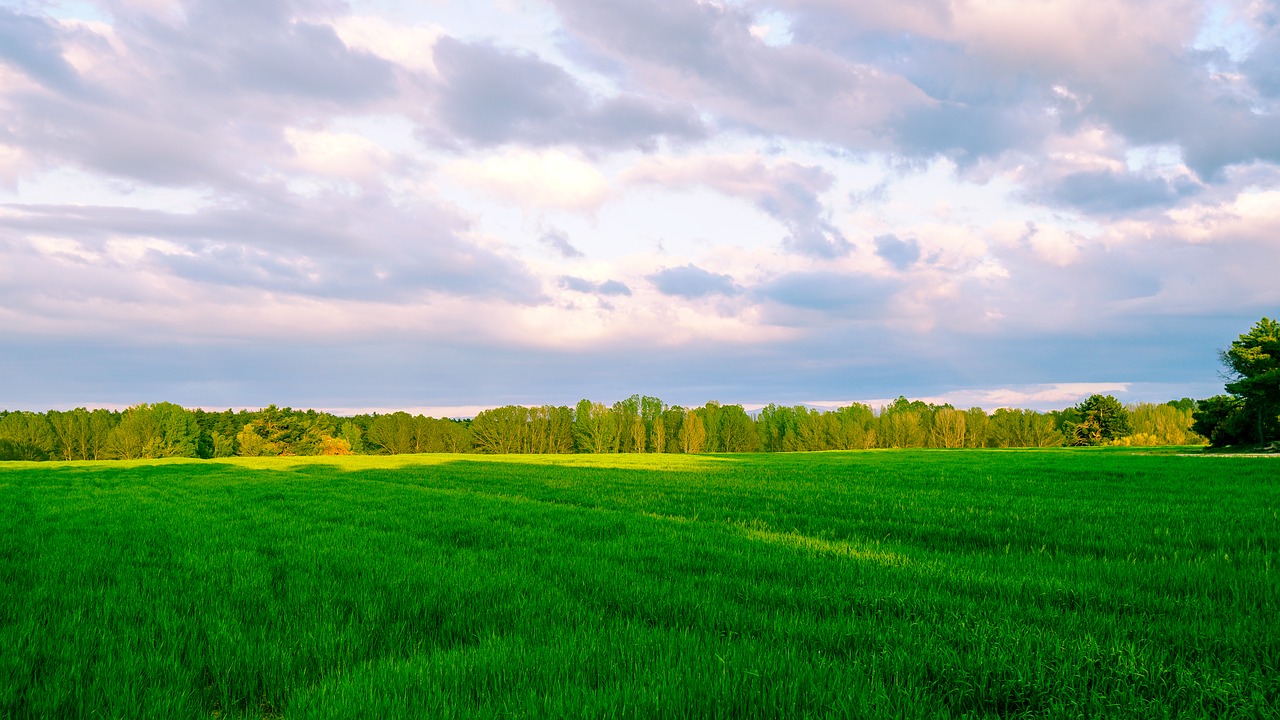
1113, 403, 1207, 446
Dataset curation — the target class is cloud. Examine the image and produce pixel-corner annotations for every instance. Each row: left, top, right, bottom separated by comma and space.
539, 228, 584, 258
0, 184, 544, 305
768, 0, 1280, 178
283, 127, 393, 184
0, 8, 83, 93
546, 0, 928, 149
0, 0, 1276, 412
447, 148, 610, 211
329, 15, 443, 75
625, 154, 850, 257
0, 2, 406, 191
874, 234, 920, 270
423, 36, 706, 150
1044, 168, 1201, 215
756, 270, 895, 313
560, 276, 632, 296
648, 264, 741, 298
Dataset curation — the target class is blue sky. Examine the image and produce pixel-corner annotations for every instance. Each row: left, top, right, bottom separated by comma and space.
1, 0, 1277, 414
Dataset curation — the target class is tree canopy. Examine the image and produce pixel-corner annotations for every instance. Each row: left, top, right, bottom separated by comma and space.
2, 394, 1212, 462
1194, 317, 1280, 447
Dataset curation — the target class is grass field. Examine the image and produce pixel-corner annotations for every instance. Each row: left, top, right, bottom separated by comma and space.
1, 449, 1277, 719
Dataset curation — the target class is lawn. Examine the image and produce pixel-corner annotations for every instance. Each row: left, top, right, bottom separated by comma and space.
1, 449, 1276, 718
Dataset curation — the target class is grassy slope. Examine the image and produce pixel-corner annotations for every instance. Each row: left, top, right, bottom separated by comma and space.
0, 450, 1276, 719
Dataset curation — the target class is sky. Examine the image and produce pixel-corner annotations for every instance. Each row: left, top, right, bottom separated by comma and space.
1, 0, 1278, 415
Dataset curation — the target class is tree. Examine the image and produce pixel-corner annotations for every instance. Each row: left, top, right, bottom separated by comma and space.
931, 408, 966, 449
963, 407, 990, 448
679, 409, 706, 454
879, 397, 929, 448
715, 404, 760, 453
1068, 395, 1131, 446
367, 412, 419, 454
1192, 395, 1249, 447
573, 400, 620, 453
829, 404, 877, 449
0, 412, 54, 461
105, 403, 198, 459
1127, 402, 1205, 446
1221, 317, 1280, 446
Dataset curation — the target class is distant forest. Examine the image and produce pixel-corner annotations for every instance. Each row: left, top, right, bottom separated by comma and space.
0, 395, 1205, 462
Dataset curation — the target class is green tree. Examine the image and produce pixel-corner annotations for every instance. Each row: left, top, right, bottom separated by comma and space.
715, 404, 760, 453
878, 397, 930, 448
367, 412, 419, 455
339, 420, 365, 454
471, 406, 528, 454
1069, 395, 1131, 446
757, 404, 801, 452
574, 400, 620, 453
612, 395, 641, 452
1221, 317, 1280, 446
963, 407, 990, 448
1191, 395, 1250, 447
47, 408, 114, 461
106, 403, 198, 459
828, 404, 877, 449
0, 411, 54, 461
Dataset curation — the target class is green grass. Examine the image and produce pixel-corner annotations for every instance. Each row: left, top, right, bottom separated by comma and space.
1, 449, 1276, 719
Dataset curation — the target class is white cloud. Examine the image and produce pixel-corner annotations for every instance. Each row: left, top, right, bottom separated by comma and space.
446, 148, 610, 211
330, 16, 444, 75
283, 127, 393, 184
1167, 188, 1280, 243
104, 236, 191, 263
29, 235, 99, 262
0, 144, 31, 189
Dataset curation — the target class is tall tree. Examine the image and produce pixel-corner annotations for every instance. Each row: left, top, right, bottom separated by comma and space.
574, 400, 621, 454
1221, 317, 1280, 446
716, 405, 760, 453
931, 408, 966, 449
679, 409, 706, 454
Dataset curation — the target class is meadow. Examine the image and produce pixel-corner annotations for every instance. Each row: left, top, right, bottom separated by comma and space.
0, 449, 1276, 719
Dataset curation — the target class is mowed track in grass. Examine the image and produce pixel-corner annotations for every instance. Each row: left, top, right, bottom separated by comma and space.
1, 450, 1276, 719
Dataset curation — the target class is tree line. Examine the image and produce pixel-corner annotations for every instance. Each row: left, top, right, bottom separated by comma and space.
8, 316, 1270, 461
0, 395, 1204, 462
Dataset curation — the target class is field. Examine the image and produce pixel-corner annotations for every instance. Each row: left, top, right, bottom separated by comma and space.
1, 449, 1277, 719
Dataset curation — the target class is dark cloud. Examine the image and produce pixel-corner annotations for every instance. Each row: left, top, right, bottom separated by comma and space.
648, 264, 740, 298
874, 234, 920, 270
758, 1, 1280, 177
546, 0, 923, 150
0, 8, 82, 92
560, 276, 632, 296
426, 37, 706, 149
225, 21, 395, 101
539, 229, 584, 258
756, 270, 894, 313
1032, 169, 1201, 215
893, 101, 1052, 164
0, 0, 398, 190
1242, 15, 1280, 98
598, 280, 631, 296
0, 184, 544, 305
759, 173, 852, 258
